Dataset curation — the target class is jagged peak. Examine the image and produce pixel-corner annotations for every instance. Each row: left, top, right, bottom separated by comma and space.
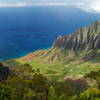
53, 21, 100, 51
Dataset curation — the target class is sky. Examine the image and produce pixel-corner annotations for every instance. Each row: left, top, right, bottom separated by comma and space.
0, 0, 100, 14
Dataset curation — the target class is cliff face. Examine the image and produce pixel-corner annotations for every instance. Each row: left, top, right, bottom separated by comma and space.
53, 21, 100, 51
0, 63, 10, 81
42, 21, 100, 63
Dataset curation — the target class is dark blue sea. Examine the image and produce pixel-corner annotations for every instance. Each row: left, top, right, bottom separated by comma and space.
0, 6, 100, 60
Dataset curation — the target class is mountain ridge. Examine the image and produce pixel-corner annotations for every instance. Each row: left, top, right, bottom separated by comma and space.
52, 21, 100, 51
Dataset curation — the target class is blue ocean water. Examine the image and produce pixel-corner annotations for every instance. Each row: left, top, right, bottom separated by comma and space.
0, 6, 100, 60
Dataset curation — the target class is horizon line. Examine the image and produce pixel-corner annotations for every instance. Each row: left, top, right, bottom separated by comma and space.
0, 3, 68, 7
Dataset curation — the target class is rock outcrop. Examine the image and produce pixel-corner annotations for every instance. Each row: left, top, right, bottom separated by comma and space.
0, 63, 10, 81
53, 21, 100, 51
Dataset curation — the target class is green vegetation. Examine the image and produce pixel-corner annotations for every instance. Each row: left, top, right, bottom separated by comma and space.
2, 48, 100, 100
86, 69, 100, 89
0, 68, 100, 100
1, 48, 100, 100
2, 49, 100, 100
4, 50, 100, 82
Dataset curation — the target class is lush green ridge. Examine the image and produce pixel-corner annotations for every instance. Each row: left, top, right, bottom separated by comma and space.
3, 51, 98, 82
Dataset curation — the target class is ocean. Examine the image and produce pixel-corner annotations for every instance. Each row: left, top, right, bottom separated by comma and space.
0, 6, 100, 60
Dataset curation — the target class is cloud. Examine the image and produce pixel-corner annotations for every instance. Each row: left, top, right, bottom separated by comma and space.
0, 3, 31, 7
0, 0, 100, 13
74, 0, 100, 13
0, 2, 68, 7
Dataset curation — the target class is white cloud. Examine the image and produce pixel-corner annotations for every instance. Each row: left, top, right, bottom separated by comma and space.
33, 2, 68, 6
0, 0, 100, 13
0, 2, 68, 7
74, 0, 100, 13
0, 3, 31, 7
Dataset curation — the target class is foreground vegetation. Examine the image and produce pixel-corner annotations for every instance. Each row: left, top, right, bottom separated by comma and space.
0, 64, 100, 100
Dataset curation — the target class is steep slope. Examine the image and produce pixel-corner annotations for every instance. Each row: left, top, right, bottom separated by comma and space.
53, 21, 100, 51
42, 21, 100, 63
0, 63, 11, 81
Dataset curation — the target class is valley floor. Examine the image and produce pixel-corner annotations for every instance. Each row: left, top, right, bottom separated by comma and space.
4, 49, 100, 82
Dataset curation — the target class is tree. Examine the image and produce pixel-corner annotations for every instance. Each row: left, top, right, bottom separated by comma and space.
65, 77, 89, 94
23, 88, 36, 100
48, 86, 57, 100
6, 76, 33, 100
0, 83, 16, 100
58, 94, 69, 100
32, 73, 48, 93
55, 83, 72, 96
86, 69, 100, 89
79, 88, 100, 100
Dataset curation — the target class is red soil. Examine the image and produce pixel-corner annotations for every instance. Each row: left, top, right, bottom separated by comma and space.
22, 53, 37, 61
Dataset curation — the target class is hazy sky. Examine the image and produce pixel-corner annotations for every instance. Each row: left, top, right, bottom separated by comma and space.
0, 0, 100, 13
0, 0, 73, 3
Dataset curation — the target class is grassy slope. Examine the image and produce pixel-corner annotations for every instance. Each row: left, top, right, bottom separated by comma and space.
4, 49, 99, 82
